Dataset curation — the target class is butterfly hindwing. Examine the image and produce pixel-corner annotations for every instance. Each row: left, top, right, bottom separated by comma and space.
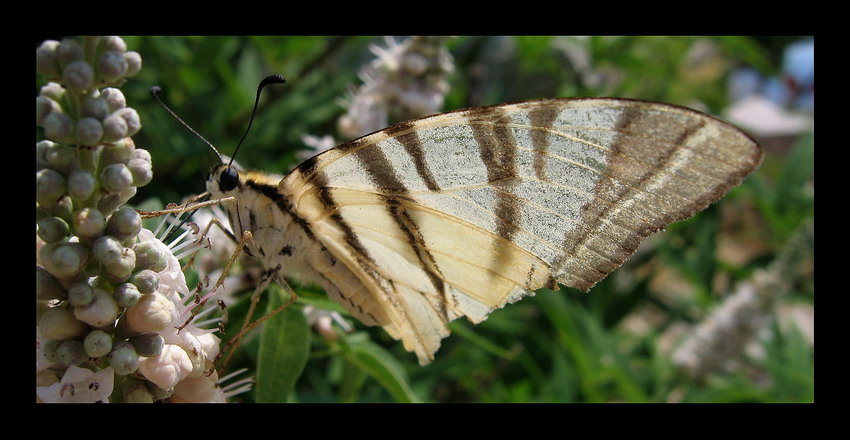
270, 98, 762, 365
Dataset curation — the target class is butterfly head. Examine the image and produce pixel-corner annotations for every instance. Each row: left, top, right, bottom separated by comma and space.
207, 163, 241, 197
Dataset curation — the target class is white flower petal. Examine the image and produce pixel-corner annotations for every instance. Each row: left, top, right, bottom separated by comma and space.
171, 370, 225, 403
36, 366, 114, 403
125, 292, 176, 333
196, 332, 221, 360
138, 344, 193, 390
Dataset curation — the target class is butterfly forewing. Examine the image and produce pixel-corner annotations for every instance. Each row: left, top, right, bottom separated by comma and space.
223, 98, 761, 365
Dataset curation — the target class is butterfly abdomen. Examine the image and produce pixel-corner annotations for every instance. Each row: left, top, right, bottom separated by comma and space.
207, 163, 396, 330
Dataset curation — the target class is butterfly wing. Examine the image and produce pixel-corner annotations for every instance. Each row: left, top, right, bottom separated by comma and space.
281, 98, 762, 365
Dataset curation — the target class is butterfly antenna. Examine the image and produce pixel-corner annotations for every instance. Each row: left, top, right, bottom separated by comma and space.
228, 75, 287, 168
150, 86, 224, 163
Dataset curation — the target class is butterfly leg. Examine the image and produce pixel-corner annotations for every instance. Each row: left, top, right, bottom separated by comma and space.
140, 196, 301, 375
137, 193, 237, 219
213, 264, 299, 374
176, 216, 238, 274
171, 216, 250, 334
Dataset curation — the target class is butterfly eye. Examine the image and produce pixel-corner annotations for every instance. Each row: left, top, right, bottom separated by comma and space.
219, 167, 239, 192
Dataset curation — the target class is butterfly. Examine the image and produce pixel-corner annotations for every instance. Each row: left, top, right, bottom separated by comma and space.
195, 79, 762, 366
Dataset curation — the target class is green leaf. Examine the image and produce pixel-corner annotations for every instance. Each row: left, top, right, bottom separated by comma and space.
763, 319, 814, 402
254, 289, 311, 403
344, 336, 420, 403
449, 320, 516, 361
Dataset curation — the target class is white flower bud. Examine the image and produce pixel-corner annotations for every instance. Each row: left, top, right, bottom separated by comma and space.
100, 88, 126, 112
73, 207, 106, 240
37, 216, 69, 243
57, 340, 87, 366
37, 264, 66, 300
68, 281, 94, 307
126, 293, 176, 333
67, 170, 96, 201
130, 145, 149, 160
101, 113, 128, 142
124, 51, 142, 77
138, 344, 193, 390
131, 333, 165, 357
36, 140, 54, 159
42, 112, 75, 144
56, 38, 84, 68
74, 288, 120, 328
113, 108, 141, 137
50, 196, 74, 224
134, 241, 167, 272
39, 82, 66, 101
97, 186, 137, 216
104, 246, 136, 283
97, 51, 128, 82
36, 96, 61, 126
41, 339, 62, 364
44, 142, 77, 175
84, 329, 113, 358
100, 163, 133, 193
114, 282, 141, 308
130, 269, 160, 295
48, 242, 90, 279
38, 241, 59, 270
75, 117, 103, 146
128, 158, 153, 187
39, 306, 88, 340
109, 340, 140, 375
106, 206, 142, 242
81, 93, 110, 120
37, 168, 66, 207
36, 40, 60, 77
119, 181, 138, 204
92, 235, 124, 266
100, 36, 127, 53
63, 60, 94, 93
100, 139, 134, 165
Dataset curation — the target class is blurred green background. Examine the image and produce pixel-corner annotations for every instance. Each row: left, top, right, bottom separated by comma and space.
45, 36, 814, 403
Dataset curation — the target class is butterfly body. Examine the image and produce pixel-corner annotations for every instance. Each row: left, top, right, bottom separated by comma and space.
206, 98, 762, 365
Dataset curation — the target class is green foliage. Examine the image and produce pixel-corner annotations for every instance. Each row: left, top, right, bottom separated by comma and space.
256, 294, 310, 403
752, 133, 815, 244
91, 36, 812, 403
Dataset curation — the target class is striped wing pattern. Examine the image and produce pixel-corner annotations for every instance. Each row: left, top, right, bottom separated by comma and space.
281, 98, 762, 365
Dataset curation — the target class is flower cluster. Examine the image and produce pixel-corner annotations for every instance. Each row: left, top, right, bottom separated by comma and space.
337, 36, 455, 140
37, 37, 142, 151
299, 37, 455, 162
37, 215, 249, 402
671, 281, 773, 380
36, 36, 245, 402
671, 221, 813, 380
37, 37, 148, 218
